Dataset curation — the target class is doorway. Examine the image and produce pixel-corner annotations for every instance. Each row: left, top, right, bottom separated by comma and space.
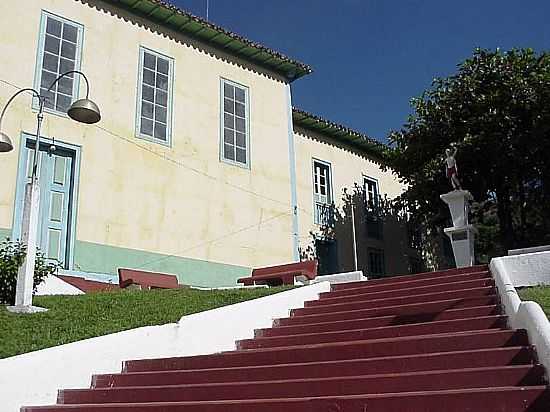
13, 135, 79, 269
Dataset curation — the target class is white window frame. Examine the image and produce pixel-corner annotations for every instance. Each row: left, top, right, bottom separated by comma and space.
312, 159, 333, 225
220, 78, 251, 169
135, 46, 174, 146
363, 175, 380, 207
33, 10, 84, 116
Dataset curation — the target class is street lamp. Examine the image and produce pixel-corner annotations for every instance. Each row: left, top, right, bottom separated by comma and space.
1, 71, 100, 313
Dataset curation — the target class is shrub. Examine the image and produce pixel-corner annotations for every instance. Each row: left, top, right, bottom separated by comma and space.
0, 239, 59, 304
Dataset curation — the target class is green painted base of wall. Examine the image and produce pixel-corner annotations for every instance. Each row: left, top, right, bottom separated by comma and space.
73, 240, 251, 288
0, 227, 12, 241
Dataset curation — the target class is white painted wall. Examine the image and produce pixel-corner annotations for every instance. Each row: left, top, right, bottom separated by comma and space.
0, 282, 330, 412
492, 251, 550, 287
35, 275, 84, 296
490, 255, 550, 376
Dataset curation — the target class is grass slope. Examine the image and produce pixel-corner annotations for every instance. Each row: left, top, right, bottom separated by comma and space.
0, 286, 291, 359
519, 286, 550, 317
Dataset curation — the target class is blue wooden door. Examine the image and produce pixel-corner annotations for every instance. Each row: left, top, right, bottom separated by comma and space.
20, 142, 74, 266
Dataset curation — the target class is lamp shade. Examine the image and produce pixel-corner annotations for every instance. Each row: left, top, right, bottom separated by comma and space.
67, 98, 101, 124
0, 131, 13, 152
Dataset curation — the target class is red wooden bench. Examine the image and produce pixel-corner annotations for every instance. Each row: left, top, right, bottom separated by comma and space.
237, 260, 318, 286
118, 268, 180, 290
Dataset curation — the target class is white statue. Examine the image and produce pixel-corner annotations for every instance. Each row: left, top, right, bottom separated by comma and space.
445, 144, 462, 190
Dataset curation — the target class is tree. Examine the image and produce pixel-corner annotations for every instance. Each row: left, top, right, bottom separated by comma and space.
388, 48, 550, 262
300, 184, 424, 277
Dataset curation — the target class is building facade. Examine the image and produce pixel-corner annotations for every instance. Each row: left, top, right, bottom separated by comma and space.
0, 0, 405, 286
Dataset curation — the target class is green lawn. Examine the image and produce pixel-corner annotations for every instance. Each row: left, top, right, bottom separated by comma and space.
0, 286, 292, 359
518, 286, 550, 317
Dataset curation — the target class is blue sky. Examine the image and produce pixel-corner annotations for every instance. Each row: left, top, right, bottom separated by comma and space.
171, 0, 550, 142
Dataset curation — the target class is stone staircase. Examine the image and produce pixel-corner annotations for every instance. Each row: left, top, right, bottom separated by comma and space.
22, 265, 550, 411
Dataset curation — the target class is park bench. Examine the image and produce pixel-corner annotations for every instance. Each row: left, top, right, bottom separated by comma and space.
237, 260, 318, 286
118, 268, 180, 290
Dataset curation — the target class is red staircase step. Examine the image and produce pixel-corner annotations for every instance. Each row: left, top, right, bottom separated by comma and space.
92, 346, 536, 388
331, 265, 488, 290
296, 286, 495, 316
315, 278, 495, 305
288, 296, 500, 324
123, 329, 528, 372
59, 365, 546, 404
272, 304, 502, 332
21, 387, 550, 412
275, 303, 502, 328
239, 315, 507, 349
291, 287, 496, 316
324, 270, 490, 298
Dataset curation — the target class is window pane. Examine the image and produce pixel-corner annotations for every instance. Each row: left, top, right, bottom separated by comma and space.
156, 73, 168, 91
156, 90, 167, 106
224, 113, 234, 129
235, 87, 245, 103
57, 77, 73, 95
62, 24, 78, 43
142, 69, 155, 86
235, 117, 246, 133
235, 102, 245, 117
43, 52, 59, 72
142, 85, 154, 102
236, 148, 246, 164
40, 70, 56, 89
59, 57, 74, 74
44, 35, 60, 54
141, 101, 153, 119
40, 87, 55, 109
224, 143, 235, 161
157, 58, 169, 74
236, 132, 246, 148
224, 98, 234, 114
60, 40, 76, 59
224, 128, 234, 145
46, 17, 62, 37
140, 117, 153, 136
155, 105, 167, 123
223, 82, 234, 99
154, 122, 166, 140
56, 93, 71, 112
143, 52, 156, 70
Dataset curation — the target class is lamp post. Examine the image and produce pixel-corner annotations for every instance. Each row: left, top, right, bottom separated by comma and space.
0, 71, 100, 313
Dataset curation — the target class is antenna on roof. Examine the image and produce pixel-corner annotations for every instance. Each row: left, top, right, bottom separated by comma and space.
206, 0, 210, 21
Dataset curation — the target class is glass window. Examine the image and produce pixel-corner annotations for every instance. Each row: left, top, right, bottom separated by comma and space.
364, 177, 379, 208
36, 12, 83, 114
313, 160, 333, 225
137, 48, 173, 144
221, 79, 249, 166
368, 248, 385, 277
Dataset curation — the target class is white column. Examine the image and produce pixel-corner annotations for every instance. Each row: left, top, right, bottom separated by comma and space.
8, 180, 47, 313
440, 190, 476, 268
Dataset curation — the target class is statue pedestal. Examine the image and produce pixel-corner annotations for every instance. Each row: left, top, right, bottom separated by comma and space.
440, 190, 476, 268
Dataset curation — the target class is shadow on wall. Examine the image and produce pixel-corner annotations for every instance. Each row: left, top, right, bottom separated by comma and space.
300, 184, 424, 278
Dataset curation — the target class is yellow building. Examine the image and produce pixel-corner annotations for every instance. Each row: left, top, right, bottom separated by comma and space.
0, 0, 406, 286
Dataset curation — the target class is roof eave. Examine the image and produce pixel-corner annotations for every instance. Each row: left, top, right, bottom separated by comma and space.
108, 0, 313, 82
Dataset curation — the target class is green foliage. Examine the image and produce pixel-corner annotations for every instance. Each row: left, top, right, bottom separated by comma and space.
0, 286, 293, 358
518, 286, 550, 318
388, 48, 550, 263
0, 239, 60, 305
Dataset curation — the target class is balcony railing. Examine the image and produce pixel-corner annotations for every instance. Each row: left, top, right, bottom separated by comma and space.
314, 202, 335, 227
